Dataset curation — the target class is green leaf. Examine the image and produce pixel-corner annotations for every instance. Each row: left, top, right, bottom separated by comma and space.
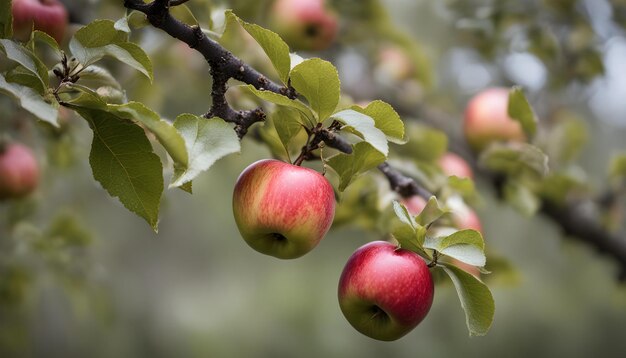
4, 65, 45, 94
107, 102, 188, 167
228, 11, 291, 83
0, 73, 58, 126
503, 180, 540, 216
353, 100, 405, 143
71, 19, 127, 48
539, 173, 587, 205
242, 85, 315, 124
0, 0, 11, 39
425, 229, 486, 266
446, 176, 478, 202
479, 142, 548, 178
392, 224, 429, 258
609, 153, 626, 180
70, 20, 153, 82
508, 87, 537, 137
332, 109, 388, 156
74, 107, 163, 231
114, 15, 131, 33
290, 58, 340, 122
28, 31, 61, 53
392, 200, 417, 228
390, 200, 430, 257
170, 3, 199, 26
326, 142, 386, 191
440, 263, 495, 336
398, 123, 448, 162
415, 196, 447, 227
171, 114, 241, 188
64, 87, 108, 110
545, 113, 587, 164
78, 65, 122, 89
0, 39, 48, 90
273, 106, 304, 153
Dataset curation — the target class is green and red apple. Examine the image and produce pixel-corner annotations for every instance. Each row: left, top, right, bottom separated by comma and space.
232, 159, 335, 259
464, 87, 526, 151
338, 241, 434, 341
0, 142, 39, 200
12, 0, 68, 44
269, 0, 338, 51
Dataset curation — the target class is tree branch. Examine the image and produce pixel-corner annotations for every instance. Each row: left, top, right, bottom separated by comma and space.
124, 0, 294, 137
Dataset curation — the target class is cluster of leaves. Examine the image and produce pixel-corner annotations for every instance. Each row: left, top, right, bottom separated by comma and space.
390, 198, 493, 336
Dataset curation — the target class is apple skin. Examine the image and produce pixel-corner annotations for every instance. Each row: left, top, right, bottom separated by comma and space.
439, 152, 473, 179
12, 0, 68, 44
338, 241, 434, 341
232, 159, 335, 259
0, 143, 39, 200
269, 0, 338, 51
464, 87, 526, 151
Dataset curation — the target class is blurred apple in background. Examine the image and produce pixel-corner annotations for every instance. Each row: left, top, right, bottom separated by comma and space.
0, 142, 39, 200
464, 87, 526, 151
12, 0, 68, 43
439, 152, 473, 179
268, 0, 338, 51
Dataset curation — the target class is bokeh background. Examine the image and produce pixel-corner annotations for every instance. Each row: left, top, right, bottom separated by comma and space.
2, 0, 626, 357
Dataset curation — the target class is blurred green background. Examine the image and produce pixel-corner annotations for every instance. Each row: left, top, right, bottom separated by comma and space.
2, 0, 626, 357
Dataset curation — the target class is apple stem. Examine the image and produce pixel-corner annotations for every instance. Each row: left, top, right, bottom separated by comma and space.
427, 250, 439, 268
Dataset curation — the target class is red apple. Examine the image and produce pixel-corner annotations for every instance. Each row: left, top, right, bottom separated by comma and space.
12, 0, 68, 44
338, 241, 434, 341
0, 142, 39, 200
464, 87, 526, 151
232, 159, 335, 259
269, 0, 338, 51
439, 152, 473, 179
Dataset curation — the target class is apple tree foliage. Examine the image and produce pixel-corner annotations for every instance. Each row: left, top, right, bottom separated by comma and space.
2, 0, 626, 342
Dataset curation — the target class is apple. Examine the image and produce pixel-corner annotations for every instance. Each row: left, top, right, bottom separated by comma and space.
232, 159, 335, 259
12, 0, 68, 44
464, 87, 526, 151
269, 0, 338, 51
439, 152, 473, 179
0, 142, 39, 200
375, 45, 414, 82
338, 241, 434, 341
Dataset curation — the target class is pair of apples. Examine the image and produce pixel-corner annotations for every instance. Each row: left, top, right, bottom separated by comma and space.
232, 87, 521, 341
232, 159, 434, 341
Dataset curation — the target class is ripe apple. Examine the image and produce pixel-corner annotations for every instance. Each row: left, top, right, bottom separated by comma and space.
338, 241, 434, 341
269, 0, 338, 51
464, 87, 526, 151
232, 159, 335, 259
439, 152, 473, 179
12, 0, 68, 44
0, 142, 39, 200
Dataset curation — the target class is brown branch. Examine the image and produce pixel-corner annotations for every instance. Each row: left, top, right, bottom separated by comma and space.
124, 0, 294, 137
377, 162, 433, 200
